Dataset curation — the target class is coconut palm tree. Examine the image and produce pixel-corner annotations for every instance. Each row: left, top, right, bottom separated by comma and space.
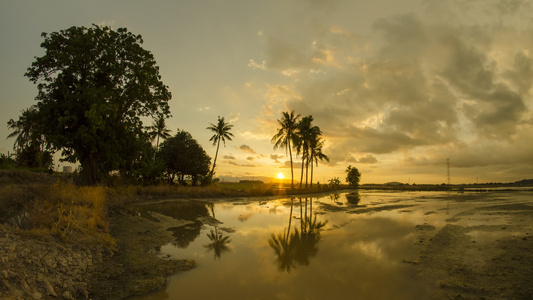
7, 106, 51, 167
272, 111, 300, 189
295, 116, 321, 187
309, 137, 329, 187
207, 116, 234, 176
7, 107, 41, 152
148, 116, 171, 151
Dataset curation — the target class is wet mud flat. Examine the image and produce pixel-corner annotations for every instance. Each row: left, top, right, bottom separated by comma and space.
315, 191, 533, 299
413, 199, 533, 299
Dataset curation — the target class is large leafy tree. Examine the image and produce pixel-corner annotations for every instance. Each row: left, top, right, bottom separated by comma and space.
272, 111, 300, 189
345, 165, 362, 187
24, 25, 171, 184
206, 116, 234, 176
158, 130, 211, 185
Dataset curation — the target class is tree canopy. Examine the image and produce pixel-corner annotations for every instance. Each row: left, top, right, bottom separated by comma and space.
24, 25, 171, 184
272, 111, 301, 188
7, 106, 53, 169
345, 165, 361, 187
206, 116, 234, 176
158, 129, 211, 185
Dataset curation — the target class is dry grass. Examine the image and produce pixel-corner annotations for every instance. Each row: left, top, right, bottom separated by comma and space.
20, 183, 115, 247
0, 170, 344, 249
105, 182, 342, 202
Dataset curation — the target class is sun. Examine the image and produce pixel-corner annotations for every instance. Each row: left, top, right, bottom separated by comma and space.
277, 172, 284, 179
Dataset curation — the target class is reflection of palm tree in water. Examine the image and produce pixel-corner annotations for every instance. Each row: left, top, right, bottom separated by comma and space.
204, 203, 232, 259
269, 198, 295, 271
205, 227, 231, 259
269, 197, 327, 272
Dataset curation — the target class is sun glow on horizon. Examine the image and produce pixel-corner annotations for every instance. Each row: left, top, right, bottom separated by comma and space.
277, 172, 284, 179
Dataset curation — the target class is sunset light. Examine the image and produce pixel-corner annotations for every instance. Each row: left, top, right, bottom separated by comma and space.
1, 2, 532, 300
2, 0, 533, 185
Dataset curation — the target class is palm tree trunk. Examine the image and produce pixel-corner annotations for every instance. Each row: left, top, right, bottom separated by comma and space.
288, 141, 294, 189
210, 138, 221, 176
299, 155, 305, 188
305, 159, 309, 187
310, 154, 314, 187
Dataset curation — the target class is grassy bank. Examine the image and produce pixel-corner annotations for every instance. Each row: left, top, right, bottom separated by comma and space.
1, 183, 114, 248
0, 170, 345, 243
110, 181, 345, 202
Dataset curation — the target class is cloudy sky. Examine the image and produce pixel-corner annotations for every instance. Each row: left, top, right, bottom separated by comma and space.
1, 0, 532, 184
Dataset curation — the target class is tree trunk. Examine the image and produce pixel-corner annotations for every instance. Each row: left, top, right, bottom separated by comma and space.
310, 156, 314, 187
80, 153, 98, 185
299, 155, 305, 188
305, 159, 309, 187
288, 141, 294, 189
210, 138, 221, 176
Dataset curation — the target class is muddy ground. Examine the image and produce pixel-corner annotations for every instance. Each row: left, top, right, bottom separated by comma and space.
88, 208, 198, 299
411, 195, 533, 299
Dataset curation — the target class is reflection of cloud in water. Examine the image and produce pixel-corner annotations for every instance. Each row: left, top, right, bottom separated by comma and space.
351, 241, 384, 261
238, 213, 254, 222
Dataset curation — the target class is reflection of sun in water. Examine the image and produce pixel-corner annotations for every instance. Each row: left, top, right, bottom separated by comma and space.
277, 172, 284, 179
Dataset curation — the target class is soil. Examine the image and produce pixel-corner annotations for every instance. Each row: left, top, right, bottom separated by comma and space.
88, 209, 198, 299
413, 200, 533, 299
0, 204, 197, 300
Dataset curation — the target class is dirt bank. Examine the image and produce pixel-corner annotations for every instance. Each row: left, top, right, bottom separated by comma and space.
88, 208, 197, 299
0, 202, 196, 300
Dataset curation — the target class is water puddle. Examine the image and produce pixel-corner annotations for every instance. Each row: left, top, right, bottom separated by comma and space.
128, 190, 533, 300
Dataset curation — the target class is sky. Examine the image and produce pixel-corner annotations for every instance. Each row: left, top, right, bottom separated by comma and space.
1, 0, 533, 184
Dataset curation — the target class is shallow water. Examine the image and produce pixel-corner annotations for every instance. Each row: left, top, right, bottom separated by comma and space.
129, 190, 533, 300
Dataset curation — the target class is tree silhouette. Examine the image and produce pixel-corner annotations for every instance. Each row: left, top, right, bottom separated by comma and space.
295, 116, 321, 187
148, 116, 171, 151
7, 106, 52, 168
7, 106, 42, 152
159, 130, 211, 185
272, 111, 301, 189
207, 116, 234, 177
24, 25, 171, 185
309, 137, 329, 187
346, 165, 362, 187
